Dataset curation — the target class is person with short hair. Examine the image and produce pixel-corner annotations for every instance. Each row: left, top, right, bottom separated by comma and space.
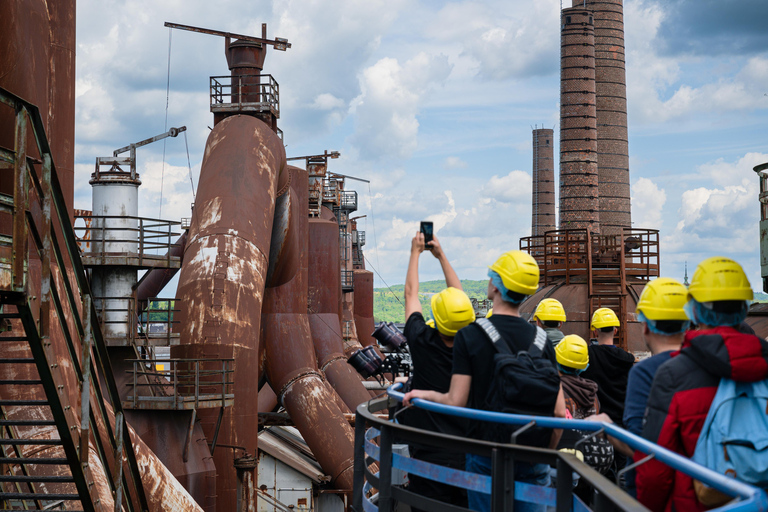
533, 298, 566, 348
580, 307, 634, 427
636, 257, 768, 511
622, 277, 690, 497
404, 250, 566, 512
401, 232, 473, 510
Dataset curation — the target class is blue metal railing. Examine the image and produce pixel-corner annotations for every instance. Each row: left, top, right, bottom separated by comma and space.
385, 384, 768, 512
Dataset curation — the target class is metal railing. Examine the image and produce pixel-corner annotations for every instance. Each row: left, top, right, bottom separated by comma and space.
124, 358, 234, 411
210, 74, 280, 117
341, 270, 355, 292
519, 228, 659, 285
92, 296, 181, 346
353, 230, 366, 247
354, 385, 768, 512
74, 214, 182, 268
0, 86, 149, 511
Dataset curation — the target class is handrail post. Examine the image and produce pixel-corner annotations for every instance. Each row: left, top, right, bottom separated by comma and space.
378, 424, 394, 512
173, 361, 178, 410
222, 360, 226, 405
80, 295, 93, 465
556, 456, 572, 512
195, 360, 199, 410
12, 106, 29, 292
352, 410, 366, 512
133, 360, 138, 409
114, 411, 125, 512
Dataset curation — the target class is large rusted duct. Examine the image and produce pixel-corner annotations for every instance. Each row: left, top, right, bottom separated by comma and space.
353, 270, 376, 348
134, 231, 189, 309
172, 114, 286, 512
262, 167, 357, 488
308, 213, 372, 411
0, 0, 75, 219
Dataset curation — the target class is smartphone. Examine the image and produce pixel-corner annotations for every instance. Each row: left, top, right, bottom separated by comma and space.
420, 221, 434, 245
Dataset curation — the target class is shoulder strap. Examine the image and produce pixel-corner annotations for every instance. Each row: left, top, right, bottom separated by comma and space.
475, 318, 512, 355
475, 318, 548, 357
530, 326, 548, 357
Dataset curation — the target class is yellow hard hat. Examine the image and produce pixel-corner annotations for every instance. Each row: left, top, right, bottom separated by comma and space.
555, 334, 589, 370
591, 307, 619, 330
636, 278, 690, 321
485, 308, 493, 318
534, 298, 566, 323
431, 287, 476, 337
488, 251, 540, 296
688, 257, 753, 303
426, 319, 435, 328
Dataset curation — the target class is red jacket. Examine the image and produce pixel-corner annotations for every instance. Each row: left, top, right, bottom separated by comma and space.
635, 327, 768, 512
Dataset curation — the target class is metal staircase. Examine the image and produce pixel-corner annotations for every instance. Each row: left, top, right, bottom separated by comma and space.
588, 232, 628, 348
0, 88, 148, 510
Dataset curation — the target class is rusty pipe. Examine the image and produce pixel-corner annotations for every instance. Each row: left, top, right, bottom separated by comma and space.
262, 167, 357, 489
173, 114, 286, 512
353, 270, 376, 348
308, 215, 372, 410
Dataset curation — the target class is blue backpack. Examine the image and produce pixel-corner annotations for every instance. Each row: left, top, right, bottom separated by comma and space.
692, 378, 768, 488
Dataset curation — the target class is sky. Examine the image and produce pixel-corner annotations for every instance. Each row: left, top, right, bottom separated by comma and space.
73, 0, 768, 296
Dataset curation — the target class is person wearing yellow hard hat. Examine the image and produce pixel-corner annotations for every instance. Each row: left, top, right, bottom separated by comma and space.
554, 335, 614, 476
405, 250, 565, 512
637, 258, 768, 512
401, 229, 472, 509
610, 277, 691, 498
533, 298, 567, 348
580, 306, 634, 430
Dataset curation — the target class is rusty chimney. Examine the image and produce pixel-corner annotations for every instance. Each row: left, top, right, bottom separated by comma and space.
572, 0, 631, 235
559, 7, 599, 232
532, 128, 556, 237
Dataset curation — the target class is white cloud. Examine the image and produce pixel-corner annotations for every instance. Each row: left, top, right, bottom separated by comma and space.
632, 177, 667, 228
443, 156, 468, 169
481, 170, 532, 203
426, 0, 560, 80
348, 52, 452, 160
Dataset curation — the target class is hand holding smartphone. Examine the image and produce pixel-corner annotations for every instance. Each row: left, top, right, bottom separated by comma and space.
420, 221, 434, 246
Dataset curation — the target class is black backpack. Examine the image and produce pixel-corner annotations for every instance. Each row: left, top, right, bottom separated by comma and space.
476, 318, 561, 447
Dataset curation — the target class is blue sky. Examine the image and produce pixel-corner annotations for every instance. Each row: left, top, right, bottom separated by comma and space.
73, 0, 768, 294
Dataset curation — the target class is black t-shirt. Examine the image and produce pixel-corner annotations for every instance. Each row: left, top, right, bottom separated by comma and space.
400, 312, 468, 438
453, 314, 558, 440
579, 344, 635, 426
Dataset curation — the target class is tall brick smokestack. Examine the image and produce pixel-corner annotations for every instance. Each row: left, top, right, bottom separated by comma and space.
573, 0, 631, 234
559, 8, 599, 232
532, 128, 556, 237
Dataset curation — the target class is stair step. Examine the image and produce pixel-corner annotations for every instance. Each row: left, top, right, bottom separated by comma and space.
0, 474, 74, 483
0, 358, 36, 364
0, 438, 62, 445
0, 457, 68, 465
0, 492, 80, 500
0, 380, 43, 385
0, 313, 21, 319
0, 399, 49, 406
0, 337, 29, 342
0, 419, 56, 426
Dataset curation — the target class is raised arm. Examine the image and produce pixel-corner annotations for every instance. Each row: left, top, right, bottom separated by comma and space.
404, 232, 425, 319
429, 235, 461, 290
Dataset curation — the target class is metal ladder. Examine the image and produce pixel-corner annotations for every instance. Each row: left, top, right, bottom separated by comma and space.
0, 87, 148, 511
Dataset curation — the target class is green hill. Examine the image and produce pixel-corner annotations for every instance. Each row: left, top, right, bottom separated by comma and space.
373, 279, 489, 323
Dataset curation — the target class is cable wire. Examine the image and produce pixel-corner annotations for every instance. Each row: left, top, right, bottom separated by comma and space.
159, 28, 172, 218
183, 130, 196, 197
